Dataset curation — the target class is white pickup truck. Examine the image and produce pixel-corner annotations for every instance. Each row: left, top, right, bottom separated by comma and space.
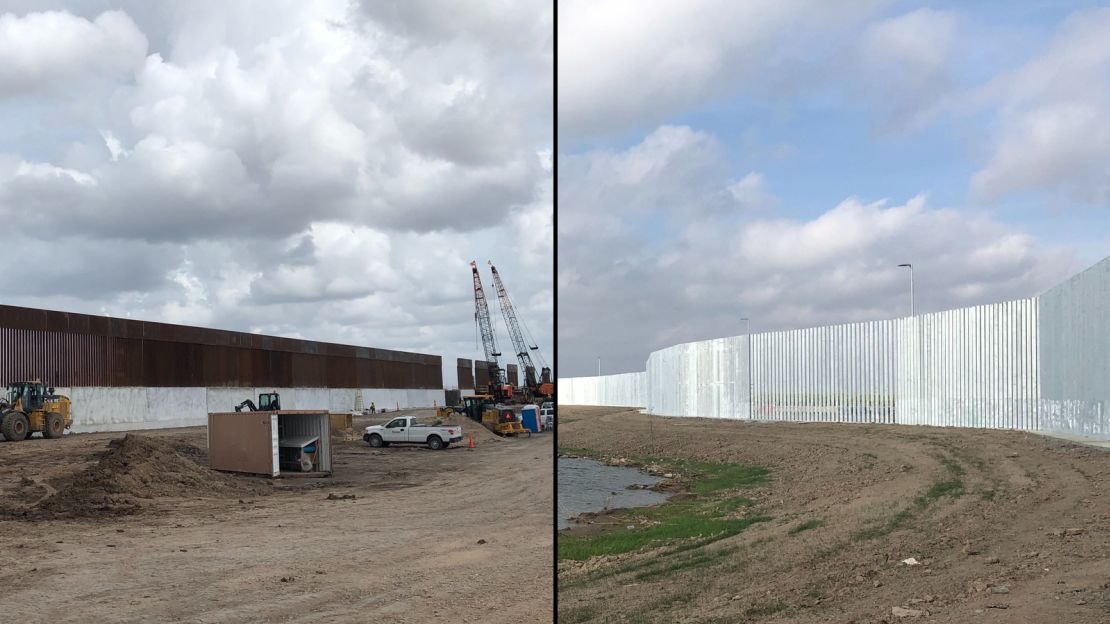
363, 416, 463, 450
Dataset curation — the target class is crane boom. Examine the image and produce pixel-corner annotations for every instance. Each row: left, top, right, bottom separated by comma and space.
488, 262, 539, 388
470, 261, 505, 389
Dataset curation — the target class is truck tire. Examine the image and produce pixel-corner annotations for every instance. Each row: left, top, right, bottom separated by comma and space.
427, 435, 444, 450
2, 412, 29, 442
367, 434, 384, 448
43, 413, 65, 439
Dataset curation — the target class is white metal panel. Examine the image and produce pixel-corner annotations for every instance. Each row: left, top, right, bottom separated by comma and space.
560, 255, 1110, 439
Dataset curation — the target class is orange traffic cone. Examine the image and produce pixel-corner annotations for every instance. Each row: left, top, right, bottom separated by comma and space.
468, 435, 475, 450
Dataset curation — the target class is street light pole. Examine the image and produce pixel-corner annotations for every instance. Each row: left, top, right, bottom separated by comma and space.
898, 263, 914, 317
741, 317, 752, 420
597, 357, 601, 377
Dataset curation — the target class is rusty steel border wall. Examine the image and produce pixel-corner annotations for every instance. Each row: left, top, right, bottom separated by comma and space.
0, 304, 442, 390
456, 358, 475, 389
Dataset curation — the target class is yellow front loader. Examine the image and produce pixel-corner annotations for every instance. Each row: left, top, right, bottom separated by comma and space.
0, 380, 72, 441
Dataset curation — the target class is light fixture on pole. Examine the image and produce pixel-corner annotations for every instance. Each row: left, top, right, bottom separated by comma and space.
897, 263, 914, 317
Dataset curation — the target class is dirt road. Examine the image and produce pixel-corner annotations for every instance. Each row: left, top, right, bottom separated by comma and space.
1, 410, 552, 623
558, 406, 1110, 623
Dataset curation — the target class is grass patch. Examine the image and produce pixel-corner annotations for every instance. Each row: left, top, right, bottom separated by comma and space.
558, 605, 597, 624
922, 479, 965, 502
936, 454, 966, 477
558, 446, 605, 458
710, 497, 754, 516
634, 545, 742, 581
557, 453, 771, 563
559, 514, 770, 561
665, 459, 769, 494
788, 518, 824, 535
848, 476, 965, 544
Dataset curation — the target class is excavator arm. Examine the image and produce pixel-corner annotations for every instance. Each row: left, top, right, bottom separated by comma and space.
234, 399, 258, 413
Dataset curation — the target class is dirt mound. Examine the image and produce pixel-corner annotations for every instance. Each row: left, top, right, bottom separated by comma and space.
34, 434, 270, 519
440, 416, 507, 442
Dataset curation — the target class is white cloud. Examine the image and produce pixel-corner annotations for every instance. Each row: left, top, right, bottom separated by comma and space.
971, 8, 1110, 204
558, 126, 1080, 375
0, 3, 552, 387
0, 9, 147, 95
852, 8, 958, 129
557, 0, 886, 137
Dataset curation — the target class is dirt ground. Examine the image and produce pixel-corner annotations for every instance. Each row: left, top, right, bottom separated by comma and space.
558, 406, 1110, 624
0, 409, 552, 623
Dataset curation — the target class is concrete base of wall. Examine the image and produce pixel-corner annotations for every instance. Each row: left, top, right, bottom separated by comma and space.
52, 387, 445, 433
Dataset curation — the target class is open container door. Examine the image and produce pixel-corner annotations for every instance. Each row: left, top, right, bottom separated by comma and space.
208, 412, 279, 477
276, 411, 332, 475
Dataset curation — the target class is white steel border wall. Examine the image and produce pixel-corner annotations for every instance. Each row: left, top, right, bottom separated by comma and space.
561, 255, 1110, 439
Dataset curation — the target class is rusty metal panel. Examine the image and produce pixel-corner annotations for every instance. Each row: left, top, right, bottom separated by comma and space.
327, 356, 357, 388
0, 306, 44, 331
475, 363, 490, 388
109, 337, 143, 386
143, 340, 194, 387
457, 358, 474, 389
425, 359, 443, 389
291, 353, 325, 387
207, 412, 276, 476
506, 364, 518, 386
0, 303, 444, 390
270, 350, 294, 387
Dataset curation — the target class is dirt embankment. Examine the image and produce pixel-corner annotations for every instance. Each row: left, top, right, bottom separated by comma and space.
2, 434, 270, 519
558, 406, 1110, 624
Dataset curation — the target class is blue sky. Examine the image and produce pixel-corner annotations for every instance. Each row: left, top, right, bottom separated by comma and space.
558, 1, 1110, 376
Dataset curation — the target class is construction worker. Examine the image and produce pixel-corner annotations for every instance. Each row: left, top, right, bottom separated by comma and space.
370, 401, 376, 414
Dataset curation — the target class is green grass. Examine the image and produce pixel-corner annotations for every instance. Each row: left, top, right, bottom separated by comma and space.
634, 544, 742, 581
688, 462, 770, 494
557, 451, 771, 568
558, 446, 604, 458
710, 497, 754, 515
848, 476, 965, 544
559, 514, 770, 561
788, 518, 824, 535
558, 449, 771, 493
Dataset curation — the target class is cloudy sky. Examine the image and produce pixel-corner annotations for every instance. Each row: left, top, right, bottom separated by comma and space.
0, 0, 553, 387
559, 0, 1110, 376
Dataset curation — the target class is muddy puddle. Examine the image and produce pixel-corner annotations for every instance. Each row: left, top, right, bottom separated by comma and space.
558, 457, 670, 530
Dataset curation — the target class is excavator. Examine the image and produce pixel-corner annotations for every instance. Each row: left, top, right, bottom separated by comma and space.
234, 392, 281, 412
0, 379, 72, 441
